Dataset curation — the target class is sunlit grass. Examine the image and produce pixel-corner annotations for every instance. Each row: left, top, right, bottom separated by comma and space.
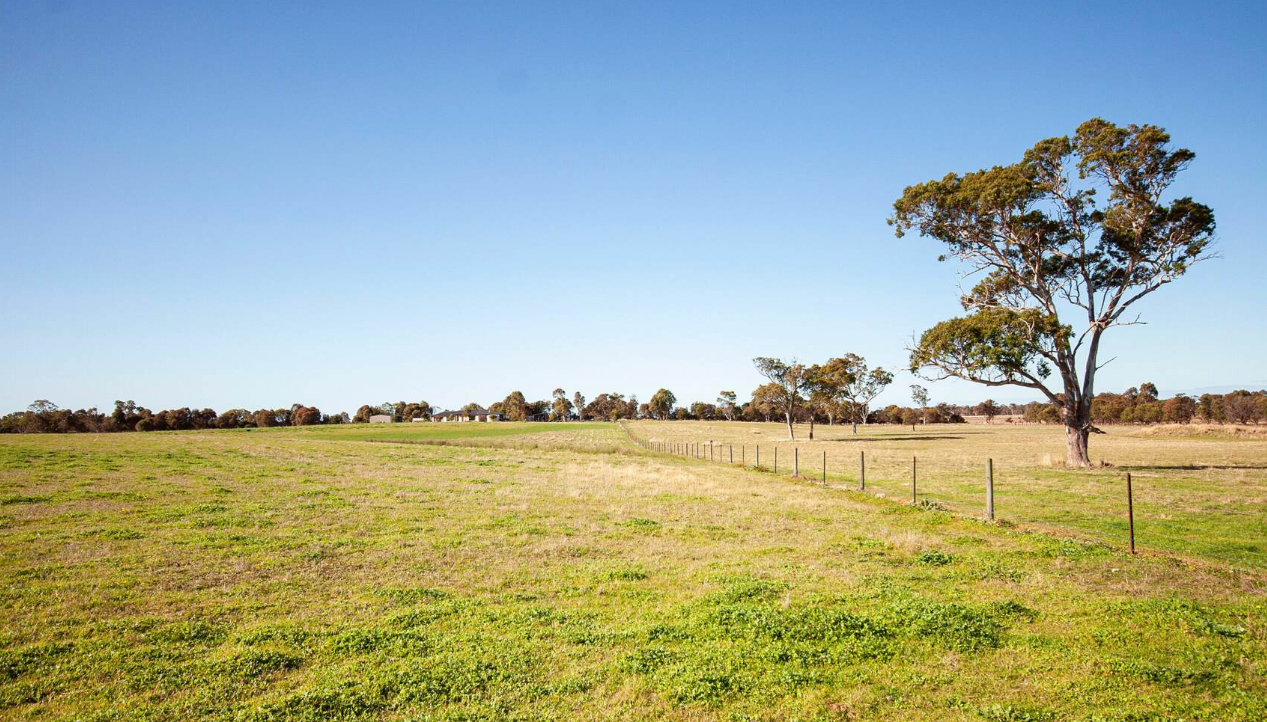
630, 420, 1267, 567
0, 424, 1263, 720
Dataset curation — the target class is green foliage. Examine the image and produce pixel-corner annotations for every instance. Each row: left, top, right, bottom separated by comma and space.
893, 119, 1216, 466
910, 308, 1066, 387
620, 517, 661, 532
914, 550, 953, 566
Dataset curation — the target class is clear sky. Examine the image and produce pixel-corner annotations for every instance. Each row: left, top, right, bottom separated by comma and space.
3, 1, 1265, 415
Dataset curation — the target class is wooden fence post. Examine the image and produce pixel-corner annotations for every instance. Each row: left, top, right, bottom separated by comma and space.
859, 450, 865, 491
1127, 472, 1136, 555
730, 445, 734, 464
986, 458, 995, 520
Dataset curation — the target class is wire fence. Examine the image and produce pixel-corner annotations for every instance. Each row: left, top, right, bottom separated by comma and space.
619, 424, 1266, 568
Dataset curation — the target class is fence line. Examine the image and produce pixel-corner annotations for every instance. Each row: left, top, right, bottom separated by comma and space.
622, 424, 1169, 558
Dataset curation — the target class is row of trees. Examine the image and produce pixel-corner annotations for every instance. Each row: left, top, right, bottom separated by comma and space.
8, 382, 1262, 435
1016, 388, 1267, 425
0, 400, 350, 434
351, 401, 434, 423
749, 354, 895, 439
1089, 386, 1267, 425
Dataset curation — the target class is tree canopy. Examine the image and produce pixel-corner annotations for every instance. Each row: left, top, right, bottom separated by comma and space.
892, 118, 1215, 466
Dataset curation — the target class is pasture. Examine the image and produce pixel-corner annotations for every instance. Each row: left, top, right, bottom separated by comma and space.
630, 420, 1267, 567
0, 422, 1264, 720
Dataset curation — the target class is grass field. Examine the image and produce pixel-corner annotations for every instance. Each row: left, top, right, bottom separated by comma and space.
630, 420, 1267, 568
1, 422, 1264, 720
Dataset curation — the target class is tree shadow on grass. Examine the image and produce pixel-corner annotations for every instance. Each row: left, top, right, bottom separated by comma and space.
819, 435, 967, 443
1116, 464, 1267, 471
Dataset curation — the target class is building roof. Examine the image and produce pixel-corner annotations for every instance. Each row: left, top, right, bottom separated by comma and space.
433, 408, 496, 418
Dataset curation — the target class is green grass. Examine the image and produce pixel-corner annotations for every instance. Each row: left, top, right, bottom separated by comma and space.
0, 423, 1264, 720
293, 420, 614, 442
631, 420, 1267, 567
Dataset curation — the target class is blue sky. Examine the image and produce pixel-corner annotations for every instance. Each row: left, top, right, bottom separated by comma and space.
2, 1, 1265, 414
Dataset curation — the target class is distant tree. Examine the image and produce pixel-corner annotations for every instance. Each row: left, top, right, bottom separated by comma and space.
605, 393, 628, 421
834, 354, 893, 427
884, 405, 905, 425
135, 418, 154, 432
804, 365, 838, 439
975, 399, 999, 423
460, 402, 484, 415
1163, 395, 1196, 424
690, 402, 716, 420
29, 400, 58, 414
749, 383, 782, 423
752, 357, 811, 440
215, 409, 248, 429
293, 406, 321, 426
253, 409, 276, 428
901, 408, 920, 426
910, 385, 930, 425
1223, 392, 1260, 424
551, 388, 572, 421
396, 402, 432, 422
352, 405, 375, 424
1197, 394, 1223, 423
500, 391, 529, 421
716, 391, 738, 421
895, 119, 1216, 467
583, 393, 629, 422
648, 389, 676, 420
573, 392, 586, 421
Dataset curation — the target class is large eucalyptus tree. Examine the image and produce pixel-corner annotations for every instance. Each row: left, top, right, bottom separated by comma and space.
891, 119, 1215, 467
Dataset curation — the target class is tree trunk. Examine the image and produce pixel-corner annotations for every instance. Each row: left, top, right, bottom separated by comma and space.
1065, 423, 1091, 468
785, 411, 795, 441
809, 415, 815, 440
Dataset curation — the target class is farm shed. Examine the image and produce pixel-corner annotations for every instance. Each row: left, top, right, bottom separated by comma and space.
368, 414, 393, 423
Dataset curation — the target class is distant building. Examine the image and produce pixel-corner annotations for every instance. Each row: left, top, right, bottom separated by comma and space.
369, 414, 393, 423
432, 408, 503, 423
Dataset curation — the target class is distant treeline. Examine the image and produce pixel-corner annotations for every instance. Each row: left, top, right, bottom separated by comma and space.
4, 384, 1265, 434
0, 400, 351, 434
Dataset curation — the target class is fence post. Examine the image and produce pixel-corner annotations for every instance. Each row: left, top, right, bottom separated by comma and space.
794, 447, 799, 477
730, 445, 734, 464
986, 458, 995, 521
911, 455, 917, 504
860, 450, 865, 491
1127, 472, 1136, 555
